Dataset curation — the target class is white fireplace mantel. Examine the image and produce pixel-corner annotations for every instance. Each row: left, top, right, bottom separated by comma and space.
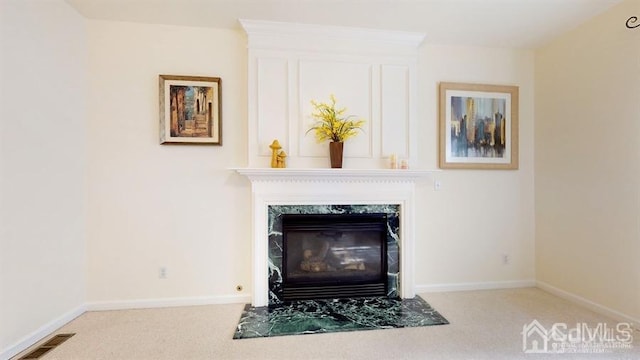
234, 167, 436, 306
233, 168, 436, 183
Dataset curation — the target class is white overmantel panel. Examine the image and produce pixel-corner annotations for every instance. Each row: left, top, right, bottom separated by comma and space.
240, 19, 425, 169
234, 168, 435, 306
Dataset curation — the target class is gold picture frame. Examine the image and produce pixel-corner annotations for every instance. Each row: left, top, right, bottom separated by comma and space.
159, 75, 222, 145
439, 82, 519, 169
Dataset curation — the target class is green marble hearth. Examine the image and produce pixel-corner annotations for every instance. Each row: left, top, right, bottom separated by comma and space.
233, 296, 449, 339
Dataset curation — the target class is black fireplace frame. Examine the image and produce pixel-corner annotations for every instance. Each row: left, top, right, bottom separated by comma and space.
281, 213, 388, 301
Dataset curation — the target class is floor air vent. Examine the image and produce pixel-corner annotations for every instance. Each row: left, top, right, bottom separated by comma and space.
19, 333, 75, 359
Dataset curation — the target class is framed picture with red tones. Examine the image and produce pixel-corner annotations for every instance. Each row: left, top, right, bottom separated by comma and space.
159, 75, 221, 145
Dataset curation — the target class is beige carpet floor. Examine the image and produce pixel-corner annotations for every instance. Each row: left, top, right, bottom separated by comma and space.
14, 288, 640, 360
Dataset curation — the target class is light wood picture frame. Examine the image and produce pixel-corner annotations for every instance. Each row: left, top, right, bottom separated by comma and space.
159, 75, 222, 145
439, 82, 519, 169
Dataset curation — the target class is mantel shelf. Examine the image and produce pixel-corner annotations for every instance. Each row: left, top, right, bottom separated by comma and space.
232, 168, 438, 183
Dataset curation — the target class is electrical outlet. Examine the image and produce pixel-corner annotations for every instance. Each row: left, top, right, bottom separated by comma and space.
434, 180, 442, 191
159, 267, 167, 279
502, 254, 510, 265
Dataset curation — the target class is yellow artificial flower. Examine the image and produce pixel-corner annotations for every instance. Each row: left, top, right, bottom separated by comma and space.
307, 94, 365, 143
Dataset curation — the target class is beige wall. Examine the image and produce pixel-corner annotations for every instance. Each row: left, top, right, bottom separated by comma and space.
82, 20, 536, 304
0, 0, 87, 356
415, 44, 536, 289
535, 0, 640, 323
85, 21, 251, 304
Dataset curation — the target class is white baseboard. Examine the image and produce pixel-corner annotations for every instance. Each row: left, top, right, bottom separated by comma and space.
1, 304, 86, 360
6, 284, 636, 359
85, 294, 252, 311
1, 295, 251, 360
536, 280, 640, 331
416, 279, 536, 293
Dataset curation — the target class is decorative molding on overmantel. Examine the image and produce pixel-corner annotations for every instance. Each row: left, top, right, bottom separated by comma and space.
233, 168, 438, 183
241, 19, 423, 169
239, 19, 425, 55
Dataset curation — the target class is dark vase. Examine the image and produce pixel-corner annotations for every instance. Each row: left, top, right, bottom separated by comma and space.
329, 141, 344, 168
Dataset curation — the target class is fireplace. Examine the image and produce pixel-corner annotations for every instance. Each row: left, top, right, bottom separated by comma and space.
234, 167, 430, 306
267, 204, 401, 305
281, 213, 388, 300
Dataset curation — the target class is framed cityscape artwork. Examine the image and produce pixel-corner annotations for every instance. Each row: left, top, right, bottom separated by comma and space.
439, 82, 518, 169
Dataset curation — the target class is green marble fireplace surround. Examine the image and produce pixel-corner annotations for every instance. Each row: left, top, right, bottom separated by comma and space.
268, 204, 401, 306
